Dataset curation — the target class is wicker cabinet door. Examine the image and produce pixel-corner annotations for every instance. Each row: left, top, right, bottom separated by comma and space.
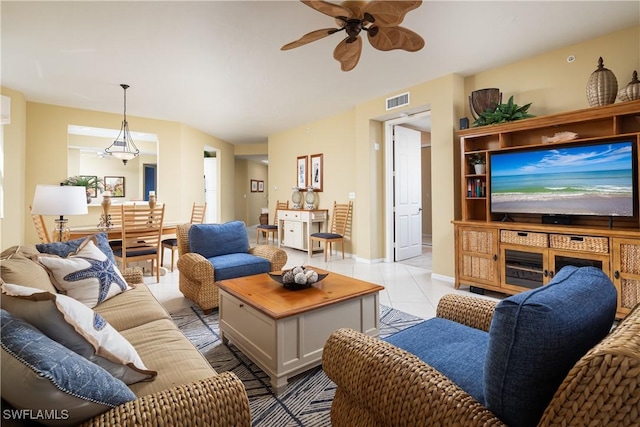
455, 225, 499, 288
612, 237, 640, 319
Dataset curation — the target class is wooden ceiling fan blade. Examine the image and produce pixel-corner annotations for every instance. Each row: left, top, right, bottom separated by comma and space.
363, 0, 422, 27
302, 0, 353, 19
281, 28, 339, 51
368, 26, 425, 52
333, 37, 362, 71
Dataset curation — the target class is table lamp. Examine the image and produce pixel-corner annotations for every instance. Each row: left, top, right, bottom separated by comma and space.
31, 185, 88, 242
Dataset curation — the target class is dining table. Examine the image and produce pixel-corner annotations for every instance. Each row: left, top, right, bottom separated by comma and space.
68, 221, 179, 241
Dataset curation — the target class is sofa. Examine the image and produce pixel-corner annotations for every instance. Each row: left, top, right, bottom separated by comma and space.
176, 221, 287, 313
0, 236, 251, 426
323, 266, 640, 426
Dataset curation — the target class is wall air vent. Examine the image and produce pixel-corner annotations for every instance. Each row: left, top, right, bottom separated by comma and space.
386, 92, 410, 110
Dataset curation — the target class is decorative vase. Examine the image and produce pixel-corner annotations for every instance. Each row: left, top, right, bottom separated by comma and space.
98, 193, 112, 229
469, 88, 502, 120
305, 187, 316, 210
617, 70, 640, 102
149, 191, 157, 209
291, 187, 302, 209
586, 57, 618, 107
474, 164, 486, 175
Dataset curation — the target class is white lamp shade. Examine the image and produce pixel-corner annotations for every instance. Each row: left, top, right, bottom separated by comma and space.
31, 185, 89, 216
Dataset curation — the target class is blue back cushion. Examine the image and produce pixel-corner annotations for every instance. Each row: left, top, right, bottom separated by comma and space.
386, 317, 489, 403
189, 221, 249, 258
37, 233, 116, 265
484, 266, 617, 427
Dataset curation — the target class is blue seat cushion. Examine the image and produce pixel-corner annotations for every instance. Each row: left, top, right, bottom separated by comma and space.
208, 253, 271, 281
257, 224, 277, 230
162, 238, 178, 246
484, 266, 617, 427
189, 221, 249, 258
311, 232, 342, 239
386, 317, 489, 403
113, 247, 157, 258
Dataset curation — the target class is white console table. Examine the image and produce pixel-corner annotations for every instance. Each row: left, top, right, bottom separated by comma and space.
277, 209, 328, 257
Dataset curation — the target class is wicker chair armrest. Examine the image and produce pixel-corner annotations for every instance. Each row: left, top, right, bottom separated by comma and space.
323, 328, 506, 427
176, 252, 215, 281
80, 373, 250, 427
121, 267, 144, 286
249, 245, 288, 272
436, 294, 498, 332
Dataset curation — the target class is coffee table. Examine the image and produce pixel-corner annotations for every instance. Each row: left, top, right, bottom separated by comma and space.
217, 268, 384, 395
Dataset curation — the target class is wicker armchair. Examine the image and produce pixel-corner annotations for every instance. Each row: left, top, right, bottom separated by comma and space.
324, 293, 640, 427
176, 223, 287, 313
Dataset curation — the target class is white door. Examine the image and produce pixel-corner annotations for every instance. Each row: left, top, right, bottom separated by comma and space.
204, 157, 218, 223
394, 125, 422, 261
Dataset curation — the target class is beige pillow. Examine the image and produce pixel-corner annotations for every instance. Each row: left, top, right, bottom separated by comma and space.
36, 238, 130, 308
0, 245, 57, 293
1, 283, 156, 385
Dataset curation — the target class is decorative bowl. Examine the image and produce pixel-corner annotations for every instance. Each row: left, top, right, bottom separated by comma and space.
268, 268, 328, 291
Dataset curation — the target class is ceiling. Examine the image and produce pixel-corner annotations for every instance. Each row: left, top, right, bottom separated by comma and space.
2, 1, 639, 147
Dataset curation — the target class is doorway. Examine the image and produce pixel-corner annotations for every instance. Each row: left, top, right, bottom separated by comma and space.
384, 110, 433, 262
143, 164, 157, 201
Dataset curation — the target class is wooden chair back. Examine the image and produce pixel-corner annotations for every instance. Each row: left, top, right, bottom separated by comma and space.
116, 204, 165, 282
29, 205, 50, 243
190, 203, 207, 224
330, 201, 353, 237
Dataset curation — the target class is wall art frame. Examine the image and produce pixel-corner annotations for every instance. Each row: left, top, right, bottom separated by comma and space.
310, 153, 323, 192
104, 176, 125, 197
251, 179, 258, 192
258, 180, 264, 192
296, 155, 308, 189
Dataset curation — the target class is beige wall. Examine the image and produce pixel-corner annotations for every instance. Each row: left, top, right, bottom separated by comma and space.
421, 145, 432, 237
1, 87, 27, 247
4, 101, 235, 247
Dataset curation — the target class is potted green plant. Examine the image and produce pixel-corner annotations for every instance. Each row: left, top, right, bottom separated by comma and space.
472, 95, 535, 127
63, 175, 104, 203
468, 153, 486, 174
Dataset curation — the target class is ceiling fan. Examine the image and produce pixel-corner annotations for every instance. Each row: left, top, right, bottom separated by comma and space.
281, 0, 425, 71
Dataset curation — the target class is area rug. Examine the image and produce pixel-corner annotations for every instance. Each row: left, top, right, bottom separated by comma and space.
170, 304, 424, 427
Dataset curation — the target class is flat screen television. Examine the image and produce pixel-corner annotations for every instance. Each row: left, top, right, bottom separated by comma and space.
490, 140, 637, 218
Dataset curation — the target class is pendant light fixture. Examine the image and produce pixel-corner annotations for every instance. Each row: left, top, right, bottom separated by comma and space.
105, 84, 140, 165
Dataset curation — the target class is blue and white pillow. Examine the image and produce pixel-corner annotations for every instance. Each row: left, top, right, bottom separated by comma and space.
37, 238, 130, 308
1, 283, 156, 385
37, 232, 117, 265
1, 309, 136, 426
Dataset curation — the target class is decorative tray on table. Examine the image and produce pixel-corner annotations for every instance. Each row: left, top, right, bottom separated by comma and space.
268, 266, 328, 291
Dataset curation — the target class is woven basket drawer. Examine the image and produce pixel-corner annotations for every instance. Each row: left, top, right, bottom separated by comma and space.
500, 230, 548, 247
549, 234, 609, 254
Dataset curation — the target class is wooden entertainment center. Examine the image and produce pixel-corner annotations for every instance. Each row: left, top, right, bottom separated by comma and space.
454, 100, 640, 319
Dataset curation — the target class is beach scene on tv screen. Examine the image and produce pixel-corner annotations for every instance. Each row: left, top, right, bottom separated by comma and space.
490, 141, 634, 217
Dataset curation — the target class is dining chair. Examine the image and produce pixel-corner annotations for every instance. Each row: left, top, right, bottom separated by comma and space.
161, 203, 206, 271
29, 205, 51, 243
107, 204, 123, 252
113, 204, 165, 283
310, 201, 353, 262
256, 200, 289, 244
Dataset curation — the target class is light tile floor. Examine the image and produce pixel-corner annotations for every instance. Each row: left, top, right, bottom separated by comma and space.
147, 229, 500, 319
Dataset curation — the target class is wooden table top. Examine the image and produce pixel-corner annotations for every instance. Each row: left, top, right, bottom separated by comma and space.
218, 268, 384, 320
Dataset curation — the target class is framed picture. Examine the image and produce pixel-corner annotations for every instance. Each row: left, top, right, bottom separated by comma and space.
250, 180, 258, 192
81, 175, 98, 198
104, 176, 125, 197
310, 153, 323, 192
296, 155, 308, 189
258, 180, 264, 192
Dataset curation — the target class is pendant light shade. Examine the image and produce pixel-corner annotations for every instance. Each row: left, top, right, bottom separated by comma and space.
105, 84, 140, 165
